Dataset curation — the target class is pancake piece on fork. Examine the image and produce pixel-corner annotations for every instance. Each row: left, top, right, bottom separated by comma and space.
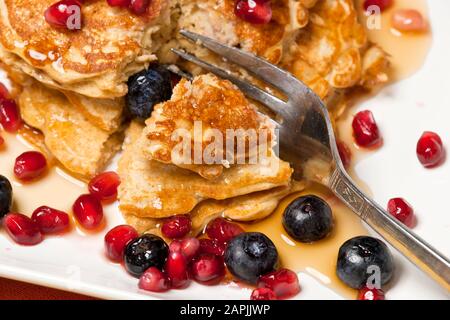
143, 74, 275, 179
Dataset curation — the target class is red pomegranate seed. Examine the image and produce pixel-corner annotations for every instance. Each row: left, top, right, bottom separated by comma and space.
3, 213, 43, 246
165, 251, 189, 289
104, 225, 138, 262
106, 0, 131, 8
129, 0, 150, 15
363, 0, 392, 12
44, 0, 83, 30
387, 198, 415, 227
358, 286, 385, 300
337, 140, 352, 168
181, 237, 200, 260
257, 268, 300, 300
14, 151, 47, 181
206, 218, 244, 243
235, 0, 272, 24
0, 82, 10, 100
352, 110, 382, 148
199, 238, 226, 256
139, 267, 171, 292
392, 9, 427, 32
31, 206, 70, 234
0, 99, 23, 133
416, 131, 445, 168
251, 287, 277, 300
190, 253, 225, 285
168, 238, 200, 261
161, 215, 191, 239
88, 171, 121, 202
72, 194, 104, 230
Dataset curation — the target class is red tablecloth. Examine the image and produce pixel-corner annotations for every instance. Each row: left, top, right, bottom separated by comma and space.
0, 278, 95, 300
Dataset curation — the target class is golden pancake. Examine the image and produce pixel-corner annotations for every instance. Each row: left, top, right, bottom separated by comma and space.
124, 181, 306, 236
18, 81, 123, 178
282, 0, 389, 102
159, 0, 317, 66
0, 0, 171, 98
118, 121, 292, 219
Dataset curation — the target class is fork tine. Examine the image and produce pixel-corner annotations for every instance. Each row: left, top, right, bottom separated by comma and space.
172, 48, 289, 118
179, 29, 301, 95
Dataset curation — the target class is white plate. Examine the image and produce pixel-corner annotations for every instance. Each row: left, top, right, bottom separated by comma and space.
0, 1, 449, 300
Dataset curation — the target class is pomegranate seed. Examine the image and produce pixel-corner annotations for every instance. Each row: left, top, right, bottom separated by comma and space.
416, 131, 445, 168
161, 215, 191, 239
257, 268, 300, 300
129, 0, 150, 15
170, 237, 200, 260
206, 218, 244, 243
392, 9, 428, 32
0, 135, 4, 147
3, 213, 43, 246
363, 0, 392, 12
337, 140, 352, 168
190, 253, 225, 285
0, 82, 10, 100
139, 267, 171, 292
165, 251, 189, 289
44, 0, 83, 30
358, 286, 385, 300
88, 171, 121, 202
387, 198, 415, 227
199, 238, 226, 256
106, 0, 131, 8
181, 237, 200, 260
72, 194, 104, 230
251, 287, 277, 300
104, 225, 138, 262
235, 0, 272, 24
352, 110, 382, 148
14, 151, 47, 181
31, 206, 70, 234
0, 99, 23, 133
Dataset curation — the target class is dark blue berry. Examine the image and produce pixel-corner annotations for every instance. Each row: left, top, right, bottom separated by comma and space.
282, 195, 333, 243
126, 65, 172, 119
224, 232, 278, 284
336, 236, 395, 289
124, 234, 169, 278
0, 175, 12, 219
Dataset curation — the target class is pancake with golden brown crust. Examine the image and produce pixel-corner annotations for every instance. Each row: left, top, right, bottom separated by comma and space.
118, 121, 292, 219
0, 0, 170, 98
143, 74, 274, 179
282, 0, 389, 102
159, 0, 317, 66
19, 81, 123, 178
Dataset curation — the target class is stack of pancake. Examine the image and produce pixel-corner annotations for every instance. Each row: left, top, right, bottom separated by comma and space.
0, 0, 172, 178
118, 74, 303, 235
0, 0, 389, 235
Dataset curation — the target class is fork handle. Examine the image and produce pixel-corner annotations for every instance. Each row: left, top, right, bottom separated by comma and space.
328, 168, 450, 291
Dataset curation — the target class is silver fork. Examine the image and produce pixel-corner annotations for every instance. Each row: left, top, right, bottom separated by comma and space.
172, 30, 450, 291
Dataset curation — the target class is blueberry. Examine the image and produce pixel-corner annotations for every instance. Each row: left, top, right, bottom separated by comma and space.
336, 236, 395, 289
0, 175, 12, 219
124, 234, 169, 278
224, 232, 278, 284
126, 64, 172, 119
282, 195, 333, 243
